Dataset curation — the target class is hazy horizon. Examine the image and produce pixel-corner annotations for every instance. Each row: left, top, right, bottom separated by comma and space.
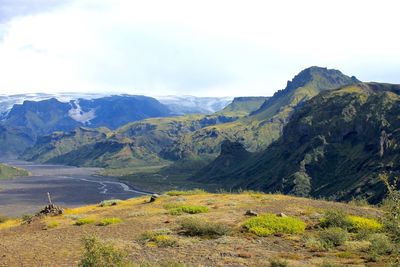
0, 0, 399, 97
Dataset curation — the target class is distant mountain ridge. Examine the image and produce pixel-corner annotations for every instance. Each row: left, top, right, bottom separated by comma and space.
20, 66, 359, 171
0, 95, 172, 155
0, 93, 233, 118
21, 96, 267, 167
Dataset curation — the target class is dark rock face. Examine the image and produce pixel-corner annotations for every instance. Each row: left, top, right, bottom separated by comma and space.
220, 140, 248, 155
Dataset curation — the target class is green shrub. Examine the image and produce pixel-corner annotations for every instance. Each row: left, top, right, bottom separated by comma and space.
318, 227, 348, 248
98, 217, 123, 226
242, 213, 306, 236
365, 233, 393, 262
165, 189, 207, 196
319, 209, 353, 229
99, 199, 122, 207
168, 205, 209, 215
179, 218, 231, 238
75, 218, 96, 226
269, 258, 288, 267
0, 215, 8, 224
78, 236, 129, 267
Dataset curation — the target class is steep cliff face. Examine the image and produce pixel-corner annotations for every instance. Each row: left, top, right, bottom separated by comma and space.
194, 83, 400, 203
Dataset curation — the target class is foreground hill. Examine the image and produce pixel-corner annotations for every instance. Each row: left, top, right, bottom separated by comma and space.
195, 82, 400, 203
0, 163, 30, 179
0, 192, 387, 266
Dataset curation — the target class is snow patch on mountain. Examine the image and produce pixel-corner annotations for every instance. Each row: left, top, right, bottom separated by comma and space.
68, 100, 96, 124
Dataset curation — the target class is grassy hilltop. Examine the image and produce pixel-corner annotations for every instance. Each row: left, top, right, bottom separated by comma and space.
0, 191, 396, 266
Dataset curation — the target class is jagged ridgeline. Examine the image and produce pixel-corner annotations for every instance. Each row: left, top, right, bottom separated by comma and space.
194, 82, 400, 203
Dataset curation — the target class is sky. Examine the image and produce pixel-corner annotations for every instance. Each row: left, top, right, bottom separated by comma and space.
0, 0, 399, 97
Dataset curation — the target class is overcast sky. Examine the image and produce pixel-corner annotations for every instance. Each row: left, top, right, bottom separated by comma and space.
0, 0, 399, 97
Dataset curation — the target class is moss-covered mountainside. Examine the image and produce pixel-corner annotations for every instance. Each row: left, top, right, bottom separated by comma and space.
0, 163, 30, 179
194, 83, 400, 203
172, 67, 359, 156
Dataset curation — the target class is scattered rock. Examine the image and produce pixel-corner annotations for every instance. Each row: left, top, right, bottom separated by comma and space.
277, 212, 287, 217
164, 220, 171, 224
245, 210, 258, 216
149, 194, 160, 203
237, 252, 253, 258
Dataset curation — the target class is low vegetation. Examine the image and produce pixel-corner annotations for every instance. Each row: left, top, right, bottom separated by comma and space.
317, 227, 348, 248
99, 199, 122, 207
79, 236, 130, 267
98, 217, 123, 226
167, 205, 209, 215
179, 217, 231, 238
165, 189, 207, 196
242, 213, 306, 236
75, 218, 96, 226
139, 229, 178, 248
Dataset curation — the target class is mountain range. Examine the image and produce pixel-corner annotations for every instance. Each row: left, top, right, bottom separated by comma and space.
2, 66, 398, 202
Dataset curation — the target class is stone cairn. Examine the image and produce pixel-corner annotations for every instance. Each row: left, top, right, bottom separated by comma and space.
37, 192, 63, 216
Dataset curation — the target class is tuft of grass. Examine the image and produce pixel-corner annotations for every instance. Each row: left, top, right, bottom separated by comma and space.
304, 236, 326, 252
242, 213, 306, 236
99, 199, 122, 207
269, 258, 288, 267
165, 189, 207, 196
98, 217, 123, 226
319, 261, 339, 267
128, 211, 149, 217
45, 221, 60, 229
78, 236, 130, 267
168, 205, 209, 215
348, 197, 370, 207
318, 227, 348, 249
21, 214, 33, 223
75, 218, 96, 226
139, 229, 177, 248
179, 217, 231, 238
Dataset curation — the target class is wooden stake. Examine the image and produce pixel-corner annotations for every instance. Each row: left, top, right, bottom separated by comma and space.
47, 192, 53, 205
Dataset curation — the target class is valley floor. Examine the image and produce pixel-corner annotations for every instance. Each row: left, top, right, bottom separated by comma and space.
0, 192, 386, 267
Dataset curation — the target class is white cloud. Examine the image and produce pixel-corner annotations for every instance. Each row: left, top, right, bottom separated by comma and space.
0, 0, 399, 96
